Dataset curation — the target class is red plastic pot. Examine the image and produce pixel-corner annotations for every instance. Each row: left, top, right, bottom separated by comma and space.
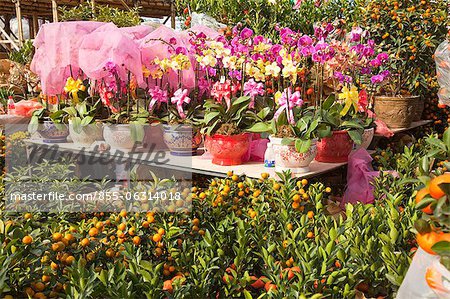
315, 130, 353, 163
205, 133, 251, 166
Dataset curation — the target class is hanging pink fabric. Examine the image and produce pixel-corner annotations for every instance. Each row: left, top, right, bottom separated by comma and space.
119, 25, 155, 42
140, 26, 195, 89
31, 21, 104, 95
342, 148, 380, 206
78, 23, 145, 88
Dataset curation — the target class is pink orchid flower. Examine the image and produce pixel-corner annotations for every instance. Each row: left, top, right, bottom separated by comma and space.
243, 79, 265, 108
148, 86, 168, 111
274, 88, 303, 124
171, 88, 191, 119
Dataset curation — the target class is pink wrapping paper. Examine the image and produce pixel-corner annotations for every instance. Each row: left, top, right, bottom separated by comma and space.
31, 21, 220, 95
140, 26, 196, 89
342, 148, 380, 206
31, 21, 104, 95
78, 23, 145, 87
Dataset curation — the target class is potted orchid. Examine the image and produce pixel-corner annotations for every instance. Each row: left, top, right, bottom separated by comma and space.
98, 61, 150, 151
304, 24, 389, 161
191, 26, 274, 165
144, 38, 203, 156
249, 87, 320, 173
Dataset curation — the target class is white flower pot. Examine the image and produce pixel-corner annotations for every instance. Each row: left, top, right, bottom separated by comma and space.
103, 124, 135, 150
355, 127, 375, 150
69, 121, 104, 146
270, 136, 317, 173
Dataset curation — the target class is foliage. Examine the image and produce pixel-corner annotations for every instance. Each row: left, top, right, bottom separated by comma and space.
8, 40, 34, 65
357, 0, 448, 96
59, 1, 141, 27
0, 160, 419, 298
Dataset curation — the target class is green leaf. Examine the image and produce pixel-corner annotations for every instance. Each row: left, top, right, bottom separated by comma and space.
243, 290, 252, 299
247, 122, 271, 133
71, 117, 82, 134
348, 130, 362, 145
80, 115, 94, 127
444, 129, 450, 152
130, 122, 144, 142
295, 139, 311, 153
431, 241, 450, 256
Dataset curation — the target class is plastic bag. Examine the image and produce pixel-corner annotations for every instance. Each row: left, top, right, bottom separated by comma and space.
397, 247, 450, 299
190, 12, 225, 31
435, 40, 450, 106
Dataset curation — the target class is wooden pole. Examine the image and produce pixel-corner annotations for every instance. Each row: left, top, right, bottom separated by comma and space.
52, 0, 58, 22
4, 15, 11, 36
14, 0, 24, 46
32, 14, 38, 37
170, 0, 176, 29
28, 18, 33, 39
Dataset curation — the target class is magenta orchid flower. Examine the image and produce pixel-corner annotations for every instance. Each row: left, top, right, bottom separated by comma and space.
171, 88, 191, 119
148, 86, 168, 111
243, 79, 264, 108
274, 88, 303, 124
197, 78, 210, 97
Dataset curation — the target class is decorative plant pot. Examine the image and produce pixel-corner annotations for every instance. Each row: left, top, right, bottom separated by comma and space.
374, 95, 418, 129
205, 133, 251, 166
355, 127, 375, 150
413, 98, 424, 121
38, 120, 69, 143
103, 124, 135, 150
162, 124, 202, 156
142, 122, 167, 151
68, 121, 103, 146
316, 130, 353, 163
269, 136, 317, 173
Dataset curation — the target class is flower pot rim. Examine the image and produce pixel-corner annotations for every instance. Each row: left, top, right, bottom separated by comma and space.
375, 95, 420, 100
207, 132, 250, 138
269, 135, 318, 144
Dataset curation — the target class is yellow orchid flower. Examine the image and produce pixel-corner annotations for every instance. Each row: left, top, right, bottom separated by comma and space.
64, 77, 85, 104
339, 85, 359, 116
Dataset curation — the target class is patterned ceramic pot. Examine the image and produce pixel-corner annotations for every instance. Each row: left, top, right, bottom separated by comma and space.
354, 127, 375, 150
316, 130, 353, 163
38, 120, 69, 143
205, 133, 251, 165
103, 124, 135, 150
374, 95, 418, 128
162, 124, 202, 156
270, 136, 317, 173
69, 121, 104, 146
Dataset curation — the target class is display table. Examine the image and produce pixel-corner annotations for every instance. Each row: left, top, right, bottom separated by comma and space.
23, 139, 350, 179
374, 120, 432, 137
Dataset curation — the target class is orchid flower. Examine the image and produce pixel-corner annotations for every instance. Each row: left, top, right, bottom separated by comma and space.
171, 88, 191, 119
243, 79, 265, 108
198, 78, 210, 97
274, 88, 303, 124
339, 85, 359, 116
211, 80, 240, 110
148, 86, 168, 111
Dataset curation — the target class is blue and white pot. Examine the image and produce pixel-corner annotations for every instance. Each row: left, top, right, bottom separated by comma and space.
162, 124, 202, 156
38, 120, 69, 143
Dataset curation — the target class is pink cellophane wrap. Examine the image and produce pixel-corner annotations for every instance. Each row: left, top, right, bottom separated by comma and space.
374, 119, 394, 138
342, 149, 380, 206
31, 21, 104, 95
11, 100, 43, 117
249, 138, 269, 162
78, 23, 145, 87
140, 26, 195, 89
31, 21, 219, 94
